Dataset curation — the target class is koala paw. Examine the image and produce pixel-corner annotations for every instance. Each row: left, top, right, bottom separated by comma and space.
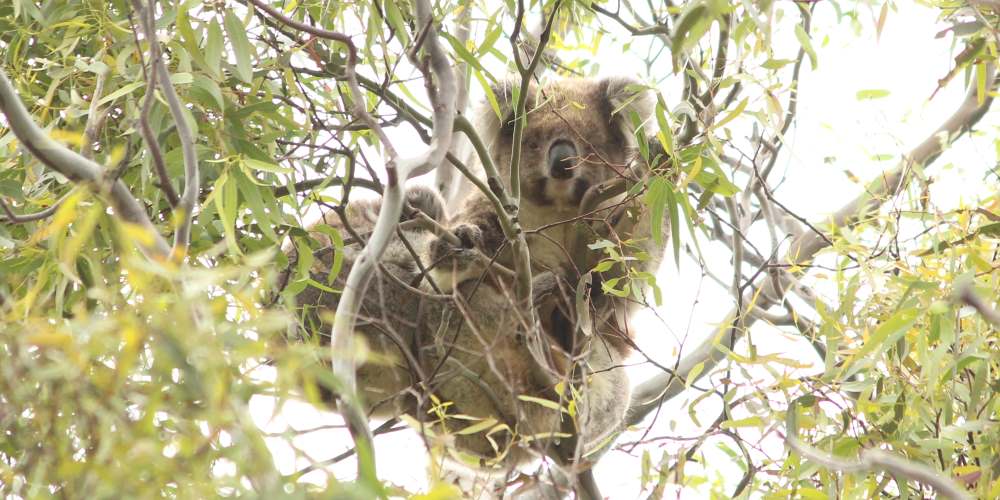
428, 224, 485, 292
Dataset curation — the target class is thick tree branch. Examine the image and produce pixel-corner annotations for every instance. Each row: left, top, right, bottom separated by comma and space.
248, 2, 389, 487
251, 0, 458, 488
435, 3, 471, 210
0, 69, 171, 258
628, 63, 998, 425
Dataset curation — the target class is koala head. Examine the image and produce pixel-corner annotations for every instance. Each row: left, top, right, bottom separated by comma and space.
479, 76, 654, 210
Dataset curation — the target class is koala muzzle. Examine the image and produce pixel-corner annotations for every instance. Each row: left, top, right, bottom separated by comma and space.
547, 140, 577, 180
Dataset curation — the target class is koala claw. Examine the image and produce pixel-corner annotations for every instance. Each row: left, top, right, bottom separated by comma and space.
453, 224, 484, 250
428, 224, 487, 292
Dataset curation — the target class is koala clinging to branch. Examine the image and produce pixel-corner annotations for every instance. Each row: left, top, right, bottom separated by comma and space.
278, 186, 630, 472
431, 76, 667, 347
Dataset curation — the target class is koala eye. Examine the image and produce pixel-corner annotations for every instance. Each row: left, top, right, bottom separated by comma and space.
526, 140, 540, 150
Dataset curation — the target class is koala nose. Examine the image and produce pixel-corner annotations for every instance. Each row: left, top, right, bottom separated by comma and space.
547, 140, 577, 180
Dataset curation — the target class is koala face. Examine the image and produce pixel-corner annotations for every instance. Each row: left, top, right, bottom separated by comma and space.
485, 77, 653, 211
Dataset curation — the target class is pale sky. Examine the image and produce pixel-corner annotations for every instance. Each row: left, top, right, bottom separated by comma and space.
251, 2, 1000, 497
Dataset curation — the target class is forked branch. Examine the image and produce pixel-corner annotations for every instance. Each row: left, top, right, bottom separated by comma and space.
0, 69, 171, 259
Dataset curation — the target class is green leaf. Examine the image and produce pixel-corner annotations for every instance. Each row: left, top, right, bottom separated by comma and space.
97, 81, 144, 106
205, 19, 224, 79
843, 307, 919, 378
856, 89, 890, 100
190, 75, 225, 111
575, 272, 594, 337
224, 9, 254, 84
169, 73, 194, 86
477, 19, 504, 54
685, 361, 705, 389
516, 395, 568, 413
645, 176, 669, 247
382, 0, 411, 46
654, 97, 675, 160
455, 418, 499, 435
311, 224, 345, 285
711, 97, 747, 131
795, 25, 818, 70
761, 58, 795, 70
235, 170, 278, 243
664, 184, 681, 268
213, 172, 242, 255
671, 4, 712, 56
474, 69, 502, 120
721, 416, 765, 429
440, 32, 489, 74
242, 157, 291, 174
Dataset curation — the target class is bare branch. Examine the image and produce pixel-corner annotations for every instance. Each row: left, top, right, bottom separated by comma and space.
0, 193, 72, 224
133, 0, 201, 260
249, 0, 392, 486
436, 3, 472, 210
128, 5, 179, 208
248, 0, 359, 58
788, 438, 972, 500
0, 69, 170, 258
628, 62, 998, 425
273, 177, 381, 198
81, 69, 110, 159
957, 282, 1000, 327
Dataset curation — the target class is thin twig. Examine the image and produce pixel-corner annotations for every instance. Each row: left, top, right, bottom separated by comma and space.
128, 5, 179, 208
957, 282, 1000, 327
0, 192, 72, 224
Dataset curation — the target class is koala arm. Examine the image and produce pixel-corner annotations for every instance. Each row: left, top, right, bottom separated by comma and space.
426, 192, 509, 291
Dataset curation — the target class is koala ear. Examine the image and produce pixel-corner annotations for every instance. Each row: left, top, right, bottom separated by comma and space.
599, 76, 655, 141
476, 77, 534, 140
490, 78, 518, 135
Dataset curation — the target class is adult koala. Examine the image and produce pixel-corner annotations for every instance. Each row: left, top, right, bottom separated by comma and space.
276, 186, 630, 485
431, 76, 667, 355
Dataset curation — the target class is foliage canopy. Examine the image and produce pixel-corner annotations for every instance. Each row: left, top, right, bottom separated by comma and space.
1, 0, 999, 498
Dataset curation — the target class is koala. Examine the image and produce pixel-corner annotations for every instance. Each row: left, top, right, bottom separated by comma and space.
430, 76, 668, 351
277, 186, 631, 475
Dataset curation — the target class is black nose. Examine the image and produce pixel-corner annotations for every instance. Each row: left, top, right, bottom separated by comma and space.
547, 140, 577, 180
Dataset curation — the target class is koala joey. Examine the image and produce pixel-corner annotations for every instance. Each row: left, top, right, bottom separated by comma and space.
278, 185, 631, 470
430, 76, 668, 349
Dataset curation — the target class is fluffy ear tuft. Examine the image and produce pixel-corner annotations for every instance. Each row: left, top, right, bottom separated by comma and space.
599, 76, 655, 140
473, 77, 536, 143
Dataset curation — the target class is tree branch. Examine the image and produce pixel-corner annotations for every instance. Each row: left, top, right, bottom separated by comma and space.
435, 3, 471, 210
0, 69, 171, 259
128, 5, 180, 208
81, 69, 110, 159
0, 193, 72, 224
134, 0, 201, 260
957, 282, 1000, 327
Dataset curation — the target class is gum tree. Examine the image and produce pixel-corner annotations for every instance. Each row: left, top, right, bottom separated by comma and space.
1, 0, 998, 498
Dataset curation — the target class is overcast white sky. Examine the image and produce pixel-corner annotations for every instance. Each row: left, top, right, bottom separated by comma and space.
251, 2, 1000, 497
